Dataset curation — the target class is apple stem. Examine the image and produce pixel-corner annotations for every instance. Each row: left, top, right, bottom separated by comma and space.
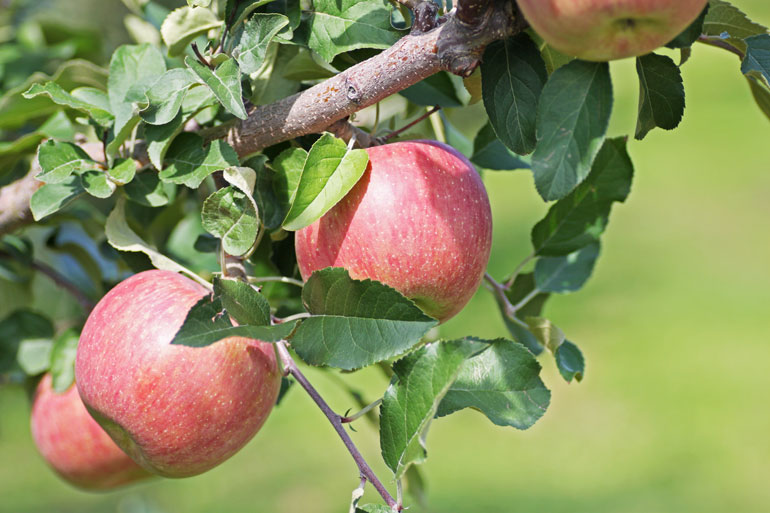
275, 341, 400, 510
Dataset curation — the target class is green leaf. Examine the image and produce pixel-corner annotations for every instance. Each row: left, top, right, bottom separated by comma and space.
471, 122, 531, 171
232, 14, 289, 75
108, 44, 167, 154
436, 338, 550, 429
555, 340, 584, 383
356, 506, 392, 513
145, 111, 185, 170
747, 75, 770, 121
299, 0, 401, 62
534, 242, 601, 293
481, 34, 548, 155
525, 317, 585, 383
186, 56, 247, 120
531, 137, 633, 256
124, 172, 170, 206
22, 82, 113, 127
380, 339, 481, 478
38, 111, 76, 141
106, 195, 209, 286
214, 277, 271, 326
281, 133, 369, 231
49, 329, 79, 393
742, 34, 770, 88
80, 170, 116, 198
160, 6, 223, 57
170, 295, 297, 347
288, 268, 438, 370
201, 186, 259, 256
108, 158, 137, 185
0, 310, 54, 375
30, 175, 85, 220
635, 53, 685, 140
703, 0, 768, 54
188, 0, 212, 7
532, 60, 613, 201
140, 68, 196, 125
36, 140, 98, 184
159, 132, 240, 188
400, 72, 464, 108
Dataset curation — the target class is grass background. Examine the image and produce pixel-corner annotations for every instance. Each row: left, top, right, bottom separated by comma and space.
1, 1, 770, 512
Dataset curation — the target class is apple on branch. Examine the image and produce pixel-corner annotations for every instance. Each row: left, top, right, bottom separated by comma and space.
517, 0, 709, 61
295, 140, 493, 322
30, 373, 151, 490
75, 270, 281, 478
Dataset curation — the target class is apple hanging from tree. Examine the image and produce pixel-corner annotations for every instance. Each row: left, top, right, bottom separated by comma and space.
516, 0, 709, 61
30, 373, 151, 490
295, 140, 493, 322
75, 270, 281, 478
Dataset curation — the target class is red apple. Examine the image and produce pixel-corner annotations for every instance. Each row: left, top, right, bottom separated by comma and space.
30, 373, 151, 490
75, 270, 281, 478
295, 140, 493, 322
517, 0, 708, 61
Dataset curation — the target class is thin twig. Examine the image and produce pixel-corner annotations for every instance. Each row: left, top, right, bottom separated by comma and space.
483, 273, 532, 330
29, 259, 95, 311
275, 341, 399, 510
192, 42, 214, 70
379, 106, 440, 143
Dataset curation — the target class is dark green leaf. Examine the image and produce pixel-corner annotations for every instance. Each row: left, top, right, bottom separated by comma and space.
481, 34, 548, 155
400, 72, 463, 107
36, 140, 97, 184
666, 5, 709, 48
170, 295, 297, 347
201, 186, 258, 256
703, 0, 767, 54
281, 133, 369, 231
30, 175, 85, 220
532, 60, 613, 201
288, 268, 438, 370
49, 329, 79, 392
124, 172, 170, 206
356, 506, 392, 513
471, 122, 531, 171
160, 132, 240, 188
742, 34, 770, 87
232, 14, 290, 74
0, 310, 54, 375
186, 56, 248, 120
635, 53, 685, 140
271, 146, 307, 216
226, 0, 278, 31
214, 277, 271, 326
145, 111, 185, 170
531, 137, 633, 256
747, 75, 770, 121
534, 242, 601, 293
246, 155, 284, 230
380, 339, 481, 478
436, 338, 550, 429
556, 340, 584, 383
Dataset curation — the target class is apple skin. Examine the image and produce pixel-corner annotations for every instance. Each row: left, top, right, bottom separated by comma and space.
295, 140, 492, 322
75, 270, 281, 478
517, 0, 708, 61
30, 373, 151, 490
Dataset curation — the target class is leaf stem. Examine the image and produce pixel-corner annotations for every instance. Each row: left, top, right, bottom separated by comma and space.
340, 398, 382, 424
512, 287, 542, 313
379, 105, 440, 143
275, 341, 399, 510
191, 42, 214, 70
504, 251, 536, 289
248, 275, 305, 287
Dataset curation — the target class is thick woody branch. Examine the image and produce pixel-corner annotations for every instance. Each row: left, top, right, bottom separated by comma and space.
221, 0, 518, 156
1, 1, 522, 237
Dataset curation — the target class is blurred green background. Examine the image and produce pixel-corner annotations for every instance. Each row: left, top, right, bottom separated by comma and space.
2, 1, 770, 512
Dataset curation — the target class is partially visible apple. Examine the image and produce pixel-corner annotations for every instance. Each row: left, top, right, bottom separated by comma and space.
295, 140, 492, 322
517, 0, 708, 61
30, 373, 151, 490
75, 270, 281, 478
